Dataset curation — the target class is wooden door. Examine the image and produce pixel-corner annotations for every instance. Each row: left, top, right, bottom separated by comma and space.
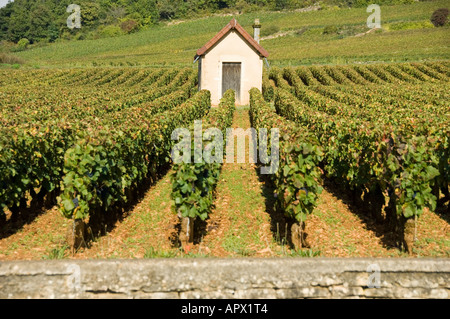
222, 62, 241, 103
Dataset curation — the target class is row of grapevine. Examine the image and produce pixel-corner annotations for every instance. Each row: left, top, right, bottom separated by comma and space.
295, 66, 321, 86
309, 66, 335, 86
268, 67, 291, 91
60, 90, 211, 222
366, 65, 404, 84
278, 66, 448, 132
425, 61, 450, 77
334, 65, 371, 85
249, 88, 323, 249
285, 76, 449, 197
0, 68, 198, 226
333, 82, 449, 108
262, 72, 275, 102
352, 65, 384, 84
383, 64, 419, 83
171, 89, 236, 245
1, 68, 197, 127
309, 85, 447, 126
323, 66, 354, 85
265, 62, 449, 92
274, 87, 448, 253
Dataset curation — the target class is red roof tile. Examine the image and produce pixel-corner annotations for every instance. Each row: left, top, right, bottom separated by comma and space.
195, 18, 269, 58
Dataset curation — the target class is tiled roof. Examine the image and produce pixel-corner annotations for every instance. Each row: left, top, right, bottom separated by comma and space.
195, 18, 269, 58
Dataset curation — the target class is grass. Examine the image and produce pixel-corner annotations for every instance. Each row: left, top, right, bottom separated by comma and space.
144, 247, 179, 258
287, 248, 321, 257
43, 245, 69, 260
0, 53, 24, 65
12, 0, 450, 67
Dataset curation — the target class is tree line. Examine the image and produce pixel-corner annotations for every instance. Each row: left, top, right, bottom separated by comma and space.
0, 0, 417, 45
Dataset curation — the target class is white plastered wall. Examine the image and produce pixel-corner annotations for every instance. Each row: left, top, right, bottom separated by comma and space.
199, 30, 263, 106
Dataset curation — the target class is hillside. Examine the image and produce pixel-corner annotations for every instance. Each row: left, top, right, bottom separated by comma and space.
8, 0, 450, 68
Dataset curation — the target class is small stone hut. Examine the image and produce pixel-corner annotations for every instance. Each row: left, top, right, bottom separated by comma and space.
194, 18, 269, 106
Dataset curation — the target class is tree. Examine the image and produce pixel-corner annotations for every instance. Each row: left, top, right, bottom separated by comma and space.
120, 19, 139, 33
128, 0, 158, 25
79, 1, 101, 28
0, 2, 13, 41
7, 4, 30, 43
106, 6, 127, 24
275, 0, 288, 10
17, 37, 29, 50
47, 23, 60, 42
28, 4, 54, 42
157, 0, 179, 20
431, 8, 449, 27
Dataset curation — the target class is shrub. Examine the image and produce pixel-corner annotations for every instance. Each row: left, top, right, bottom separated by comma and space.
385, 21, 434, 31
73, 32, 87, 41
261, 25, 280, 37
235, 0, 258, 14
16, 38, 30, 51
0, 53, 24, 65
120, 19, 140, 34
99, 25, 125, 38
323, 25, 338, 35
431, 8, 449, 27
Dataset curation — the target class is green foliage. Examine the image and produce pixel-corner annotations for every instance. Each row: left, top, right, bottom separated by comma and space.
250, 88, 323, 223
43, 245, 69, 260
4, 0, 448, 66
346, 0, 415, 8
262, 72, 275, 101
261, 24, 280, 37
0, 67, 198, 223
322, 25, 338, 35
171, 89, 236, 221
16, 38, 29, 51
59, 69, 202, 220
275, 0, 289, 10
0, 0, 438, 46
79, 2, 101, 28
272, 63, 449, 224
385, 21, 434, 31
144, 246, 178, 258
120, 18, 140, 34
287, 248, 321, 257
98, 25, 124, 38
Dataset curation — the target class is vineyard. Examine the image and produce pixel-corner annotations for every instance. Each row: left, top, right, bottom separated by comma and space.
0, 61, 448, 259
263, 61, 449, 253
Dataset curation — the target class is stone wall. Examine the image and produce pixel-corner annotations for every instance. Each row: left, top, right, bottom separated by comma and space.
0, 258, 448, 299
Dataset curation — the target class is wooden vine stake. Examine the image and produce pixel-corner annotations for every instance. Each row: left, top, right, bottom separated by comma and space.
290, 221, 309, 250
66, 218, 86, 255
180, 216, 195, 248
403, 217, 415, 255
